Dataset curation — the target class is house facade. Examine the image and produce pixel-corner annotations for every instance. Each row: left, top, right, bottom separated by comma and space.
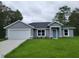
4, 20, 75, 40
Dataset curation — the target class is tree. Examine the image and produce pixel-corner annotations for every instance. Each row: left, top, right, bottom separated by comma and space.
0, 1, 23, 38
55, 6, 71, 24
54, 6, 79, 36
9, 10, 23, 23
69, 8, 79, 35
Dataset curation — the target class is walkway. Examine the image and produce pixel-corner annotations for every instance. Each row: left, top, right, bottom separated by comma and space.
0, 39, 27, 58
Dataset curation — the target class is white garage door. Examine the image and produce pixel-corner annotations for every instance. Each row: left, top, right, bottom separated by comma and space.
8, 29, 31, 40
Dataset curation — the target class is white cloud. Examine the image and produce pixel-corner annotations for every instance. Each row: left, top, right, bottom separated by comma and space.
2, 1, 79, 23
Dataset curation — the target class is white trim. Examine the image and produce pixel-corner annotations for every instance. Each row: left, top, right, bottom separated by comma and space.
63, 27, 76, 29
50, 26, 51, 37
50, 26, 61, 27
8, 28, 31, 31
44, 29, 46, 37
63, 29, 69, 37
59, 27, 62, 37
48, 21, 63, 26
56, 29, 58, 39
37, 29, 46, 37
35, 28, 49, 29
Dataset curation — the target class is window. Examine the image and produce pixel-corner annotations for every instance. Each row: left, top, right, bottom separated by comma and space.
38, 30, 41, 36
38, 30, 45, 36
42, 30, 45, 36
64, 29, 68, 36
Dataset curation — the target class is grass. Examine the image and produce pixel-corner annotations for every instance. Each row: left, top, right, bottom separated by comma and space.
5, 36, 79, 58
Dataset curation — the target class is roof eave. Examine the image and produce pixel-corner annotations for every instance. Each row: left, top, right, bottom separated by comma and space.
4, 20, 35, 29
63, 27, 76, 29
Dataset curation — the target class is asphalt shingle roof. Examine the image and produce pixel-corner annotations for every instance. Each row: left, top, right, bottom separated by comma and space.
29, 22, 51, 28
29, 22, 74, 28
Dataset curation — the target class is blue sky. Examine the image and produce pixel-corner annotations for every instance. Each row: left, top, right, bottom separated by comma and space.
2, 1, 79, 23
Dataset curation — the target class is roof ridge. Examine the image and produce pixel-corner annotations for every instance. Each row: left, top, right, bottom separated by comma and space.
29, 22, 51, 24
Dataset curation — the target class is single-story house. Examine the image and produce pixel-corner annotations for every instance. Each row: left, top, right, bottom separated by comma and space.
4, 20, 75, 40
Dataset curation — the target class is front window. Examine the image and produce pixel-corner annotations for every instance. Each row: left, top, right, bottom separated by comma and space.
42, 30, 45, 36
38, 30, 41, 36
64, 29, 68, 36
38, 30, 45, 37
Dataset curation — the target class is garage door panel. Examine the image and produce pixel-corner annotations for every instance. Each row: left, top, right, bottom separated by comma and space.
8, 29, 31, 40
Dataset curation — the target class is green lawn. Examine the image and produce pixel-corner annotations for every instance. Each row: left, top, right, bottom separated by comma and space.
5, 36, 79, 58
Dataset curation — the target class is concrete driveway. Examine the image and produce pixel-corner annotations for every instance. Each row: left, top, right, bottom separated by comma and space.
0, 39, 27, 58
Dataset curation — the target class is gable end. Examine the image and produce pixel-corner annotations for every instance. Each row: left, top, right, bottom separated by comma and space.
48, 21, 63, 26
4, 20, 34, 29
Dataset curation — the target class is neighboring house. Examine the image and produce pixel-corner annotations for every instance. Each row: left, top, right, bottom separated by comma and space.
4, 20, 75, 40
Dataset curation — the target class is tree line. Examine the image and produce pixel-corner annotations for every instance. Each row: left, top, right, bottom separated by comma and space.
55, 6, 79, 36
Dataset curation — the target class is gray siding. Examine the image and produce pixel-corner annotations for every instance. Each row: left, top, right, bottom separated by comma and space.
46, 29, 50, 37
33, 29, 37, 37
32, 28, 74, 38
9, 22, 31, 29
62, 29, 74, 37
31, 29, 33, 37
69, 29, 74, 37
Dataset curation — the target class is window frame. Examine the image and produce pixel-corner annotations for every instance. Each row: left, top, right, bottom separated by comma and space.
63, 29, 69, 37
38, 30, 41, 36
37, 29, 46, 37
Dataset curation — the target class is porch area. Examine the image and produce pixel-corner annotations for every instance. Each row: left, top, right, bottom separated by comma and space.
50, 27, 62, 38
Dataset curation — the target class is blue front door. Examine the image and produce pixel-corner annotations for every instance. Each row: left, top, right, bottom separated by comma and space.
53, 29, 57, 38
